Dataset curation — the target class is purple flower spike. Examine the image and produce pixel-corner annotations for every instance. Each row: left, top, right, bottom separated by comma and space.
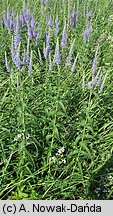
10, 12, 14, 29
20, 13, 23, 22
23, 8, 31, 24
11, 38, 22, 68
46, 44, 51, 56
71, 8, 77, 27
14, 33, 20, 48
88, 80, 93, 89
20, 13, 25, 28
54, 38, 61, 65
33, 29, 39, 45
43, 43, 50, 59
45, 0, 48, 3
99, 74, 107, 93
4, 19, 10, 29
43, 32, 51, 59
14, 16, 20, 34
46, 15, 53, 27
83, 20, 91, 43
97, 72, 102, 86
55, 18, 59, 34
92, 47, 98, 75
10, 21, 13, 29
70, 54, 78, 75
15, 44, 21, 67
66, 40, 74, 66
33, 29, 38, 39
31, 16, 35, 28
61, 22, 67, 48
23, 51, 27, 66
44, 32, 49, 41
92, 57, 98, 72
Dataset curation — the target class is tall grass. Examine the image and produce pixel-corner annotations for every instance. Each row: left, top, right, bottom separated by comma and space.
0, 0, 113, 199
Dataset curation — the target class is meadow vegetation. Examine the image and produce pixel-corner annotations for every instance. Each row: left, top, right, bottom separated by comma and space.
0, 0, 113, 199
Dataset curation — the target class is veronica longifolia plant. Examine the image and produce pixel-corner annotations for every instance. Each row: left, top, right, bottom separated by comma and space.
83, 20, 91, 43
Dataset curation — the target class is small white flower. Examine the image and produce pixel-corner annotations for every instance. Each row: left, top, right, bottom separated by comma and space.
17, 134, 22, 138
50, 156, 56, 163
59, 159, 66, 164
57, 146, 65, 155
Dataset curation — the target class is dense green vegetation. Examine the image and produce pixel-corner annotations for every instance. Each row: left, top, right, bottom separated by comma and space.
0, 0, 113, 199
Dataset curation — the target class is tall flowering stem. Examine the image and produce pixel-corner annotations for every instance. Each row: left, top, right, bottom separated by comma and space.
15, 42, 21, 67
28, 50, 33, 75
5, 51, 11, 73
97, 71, 102, 86
26, 37, 30, 62
88, 70, 102, 90
66, 40, 75, 66
83, 20, 91, 43
99, 73, 107, 93
70, 53, 79, 75
61, 22, 67, 49
14, 15, 20, 48
70, 6, 77, 27
43, 31, 51, 59
54, 38, 61, 65
38, 48, 42, 64
46, 15, 53, 27
49, 53, 53, 72
55, 17, 59, 35
92, 46, 99, 78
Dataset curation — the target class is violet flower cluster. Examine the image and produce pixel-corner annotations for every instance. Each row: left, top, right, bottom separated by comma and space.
1, 4, 107, 93
88, 71, 107, 93
1, 6, 39, 44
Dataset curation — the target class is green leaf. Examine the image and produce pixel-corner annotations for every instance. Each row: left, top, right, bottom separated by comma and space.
46, 134, 52, 141
59, 101, 66, 112
53, 126, 59, 139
